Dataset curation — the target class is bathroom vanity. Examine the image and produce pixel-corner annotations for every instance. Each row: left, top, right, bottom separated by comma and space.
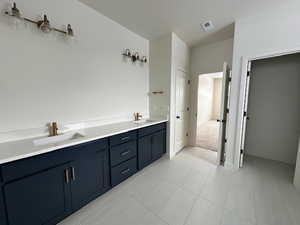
0, 120, 167, 225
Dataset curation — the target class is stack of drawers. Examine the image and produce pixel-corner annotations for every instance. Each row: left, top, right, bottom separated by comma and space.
109, 130, 138, 186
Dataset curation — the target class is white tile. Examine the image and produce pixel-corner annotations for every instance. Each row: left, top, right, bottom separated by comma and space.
140, 181, 179, 215
179, 168, 209, 195
200, 168, 233, 206
225, 186, 256, 224
158, 188, 196, 225
185, 197, 223, 225
221, 209, 254, 225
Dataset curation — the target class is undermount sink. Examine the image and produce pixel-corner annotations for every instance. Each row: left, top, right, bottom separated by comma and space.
133, 119, 155, 124
33, 132, 85, 147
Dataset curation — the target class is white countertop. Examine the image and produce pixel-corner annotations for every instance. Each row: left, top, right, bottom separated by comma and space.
0, 119, 168, 165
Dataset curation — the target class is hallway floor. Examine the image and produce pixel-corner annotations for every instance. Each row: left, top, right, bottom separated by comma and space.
59, 147, 300, 225
196, 120, 219, 151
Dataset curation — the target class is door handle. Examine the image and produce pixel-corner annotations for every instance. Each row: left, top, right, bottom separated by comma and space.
217, 120, 226, 123
176, 116, 180, 119
65, 168, 70, 184
71, 167, 76, 181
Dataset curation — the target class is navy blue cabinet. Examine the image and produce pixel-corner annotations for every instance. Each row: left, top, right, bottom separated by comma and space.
138, 135, 152, 169
151, 130, 166, 161
2, 138, 110, 225
138, 124, 166, 170
0, 188, 6, 225
70, 141, 110, 211
0, 122, 166, 225
4, 163, 72, 225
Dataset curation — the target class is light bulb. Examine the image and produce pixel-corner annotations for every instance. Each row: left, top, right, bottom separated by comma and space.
6, 2, 23, 30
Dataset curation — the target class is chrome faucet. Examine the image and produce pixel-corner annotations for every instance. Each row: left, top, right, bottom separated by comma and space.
134, 113, 143, 121
51, 122, 59, 136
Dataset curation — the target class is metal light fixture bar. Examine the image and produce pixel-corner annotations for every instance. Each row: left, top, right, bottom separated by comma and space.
4, 2, 74, 37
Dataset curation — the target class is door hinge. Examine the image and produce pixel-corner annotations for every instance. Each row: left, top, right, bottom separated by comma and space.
224, 139, 227, 143
187, 107, 190, 111
186, 132, 189, 137
241, 149, 244, 154
226, 108, 229, 113
243, 111, 247, 117
247, 71, 250, 77
228, 77, 232, 82
188, 80, 191, 85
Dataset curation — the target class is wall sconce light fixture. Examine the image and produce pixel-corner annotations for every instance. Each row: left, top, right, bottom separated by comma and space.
122, 49, 147, 63
4, 2, 75, 37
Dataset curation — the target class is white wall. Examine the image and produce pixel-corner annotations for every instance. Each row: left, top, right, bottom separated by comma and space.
0, 0, 149, 135
190, 38, 234, 77
227, 2, 300, 168
149, 33, 190, 158
149, 35, 172, 118
245, 54, 300, 164
189, 38, 233, 146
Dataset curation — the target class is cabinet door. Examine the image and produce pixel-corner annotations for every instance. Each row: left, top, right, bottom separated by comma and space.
70, 147, 110, 211
138, 135, 152, 170
0, 189, 6, 225
4, 163, 71, 225
151, 130, 166, 161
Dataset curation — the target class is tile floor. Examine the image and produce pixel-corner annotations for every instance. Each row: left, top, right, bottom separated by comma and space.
59, 147, 300, 225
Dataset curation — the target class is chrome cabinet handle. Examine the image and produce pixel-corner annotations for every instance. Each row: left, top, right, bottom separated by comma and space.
121, 150, 130, 156
121, 168, 130, 175
121, 136, 130, 141
71, 167, 76, 181
65, 169, 70, 184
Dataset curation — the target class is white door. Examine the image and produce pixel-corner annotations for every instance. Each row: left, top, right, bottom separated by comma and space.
217, 62, 231, 165
175, 69, 190, 154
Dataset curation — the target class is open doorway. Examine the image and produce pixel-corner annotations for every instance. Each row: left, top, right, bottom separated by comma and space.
239, 53, 300, 180
195, 63, 231, 165
196, 72, 223, 152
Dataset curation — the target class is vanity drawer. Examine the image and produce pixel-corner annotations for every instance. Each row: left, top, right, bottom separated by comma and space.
111, 157, 137, 186
110, 141, 137, 167
110, 130, 137, 146
138, 122, 166, 137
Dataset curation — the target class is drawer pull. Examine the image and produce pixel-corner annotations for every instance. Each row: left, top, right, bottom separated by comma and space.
121, 136, 130, 141
121, 150, 130, 156
121, 168, 131, 175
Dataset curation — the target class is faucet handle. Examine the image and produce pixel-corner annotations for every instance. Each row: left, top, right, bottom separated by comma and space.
134, 112, 143, 121
51, 122, 59, 136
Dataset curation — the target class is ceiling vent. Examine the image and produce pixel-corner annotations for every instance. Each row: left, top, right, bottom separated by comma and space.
201, 21, 214, 31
